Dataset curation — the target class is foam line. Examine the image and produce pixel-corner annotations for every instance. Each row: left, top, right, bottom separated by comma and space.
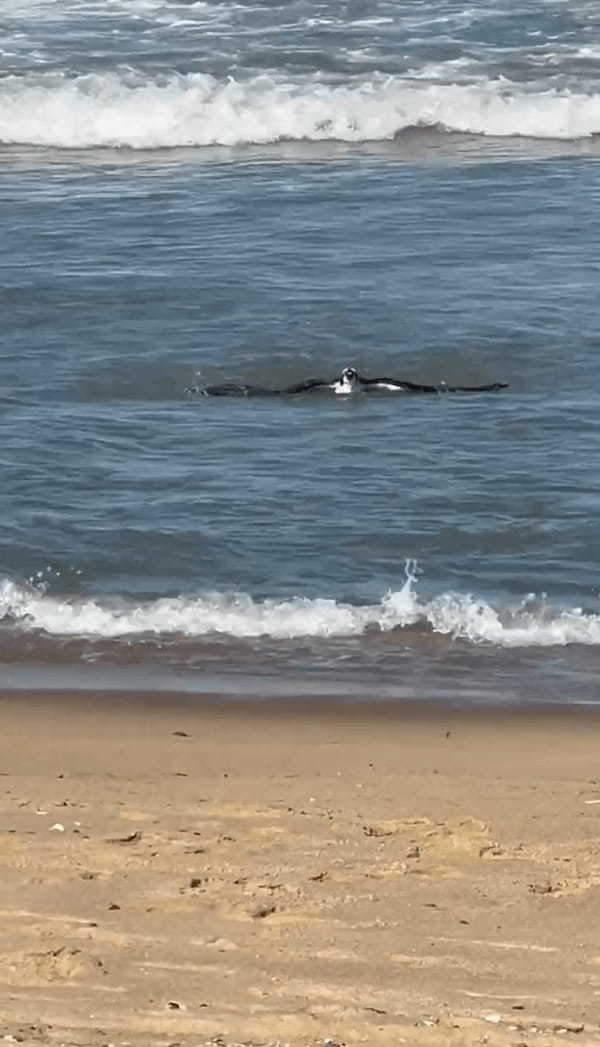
0, 71, 598, 148
1, 573, 599, 647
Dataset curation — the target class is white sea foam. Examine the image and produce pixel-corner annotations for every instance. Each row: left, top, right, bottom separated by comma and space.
1, 574, 600, 648
1, 71, 599, 148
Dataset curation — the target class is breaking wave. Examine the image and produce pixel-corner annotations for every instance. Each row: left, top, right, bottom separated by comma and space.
2, 572, 600, 648
1, 71, 600, 148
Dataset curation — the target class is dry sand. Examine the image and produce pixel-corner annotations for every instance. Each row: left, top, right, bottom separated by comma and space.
1, 690, 600, 1046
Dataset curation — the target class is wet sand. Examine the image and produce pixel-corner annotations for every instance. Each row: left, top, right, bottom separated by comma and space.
1, 690, 600, 1046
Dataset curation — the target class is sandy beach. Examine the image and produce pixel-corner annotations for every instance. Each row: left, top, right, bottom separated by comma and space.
1, 690, 600, 1046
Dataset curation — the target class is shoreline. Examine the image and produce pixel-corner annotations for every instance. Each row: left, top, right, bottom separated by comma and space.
4, 684, 600, 723
3, 667, 600, 707
1, 689, 600, 1045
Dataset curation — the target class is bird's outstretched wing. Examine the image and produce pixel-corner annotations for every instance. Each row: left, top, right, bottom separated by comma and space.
360, 377, 439, 393
283, 378, 332, 394
360, 377, 509, 394
185, 378, 334, 396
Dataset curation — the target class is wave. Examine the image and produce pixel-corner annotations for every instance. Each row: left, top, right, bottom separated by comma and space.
2, 573, 600, 648
0, 71, 599, 148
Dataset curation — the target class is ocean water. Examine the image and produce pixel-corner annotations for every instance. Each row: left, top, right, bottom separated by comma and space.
2, 0, 600, 704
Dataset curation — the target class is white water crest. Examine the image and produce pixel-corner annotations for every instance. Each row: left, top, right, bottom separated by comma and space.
1, 71, 600, 148
2, 574, 600, 648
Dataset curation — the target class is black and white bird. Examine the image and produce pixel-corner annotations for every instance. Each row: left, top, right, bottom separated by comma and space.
186, 366, 508, 397
285, 367, 508, 396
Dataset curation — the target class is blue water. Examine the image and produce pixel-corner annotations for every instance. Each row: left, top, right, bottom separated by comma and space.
2, 0, 600, 703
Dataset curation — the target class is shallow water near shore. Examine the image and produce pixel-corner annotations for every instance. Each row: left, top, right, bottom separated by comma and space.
2, 1, 600, 704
